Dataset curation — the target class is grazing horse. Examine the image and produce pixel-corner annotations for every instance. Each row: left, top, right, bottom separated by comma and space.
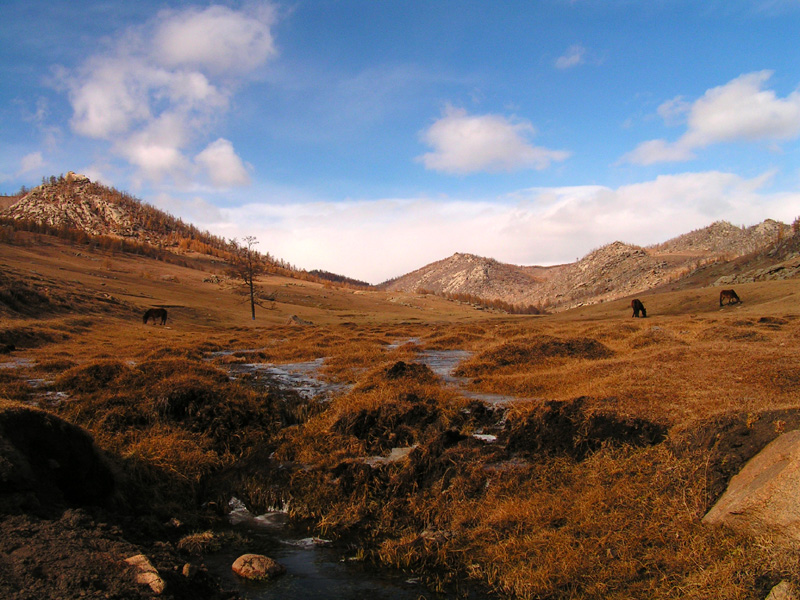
719, 289, 741, 306
631, 298, 647, 318
143, 307, 168, 325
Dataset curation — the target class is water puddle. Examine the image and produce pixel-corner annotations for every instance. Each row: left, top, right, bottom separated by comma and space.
227, 358, 350, 400
0, 358, 35, 369
415, 349, 527, 406
216, 342, 525, 406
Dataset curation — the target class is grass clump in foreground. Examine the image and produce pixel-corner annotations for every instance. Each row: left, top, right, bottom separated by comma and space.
49, 354, 284, 517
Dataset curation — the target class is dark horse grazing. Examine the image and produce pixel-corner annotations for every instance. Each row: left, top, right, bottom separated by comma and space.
719, 289, 741, 306
631, 298, 646, 318
143, 307, 168, 325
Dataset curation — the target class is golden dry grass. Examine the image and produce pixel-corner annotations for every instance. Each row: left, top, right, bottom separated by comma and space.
3, 237, 800, 599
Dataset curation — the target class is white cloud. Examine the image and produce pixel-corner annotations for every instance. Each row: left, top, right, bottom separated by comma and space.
18, 152, 45, 176
192, 170, 800, 284
620, 138, 696, 166
59, 3, 276, 185
152, 4, 277, 76
656, 96, 691, 125
195, 138, 251, 187
153, 193, 224, 224
624, 71, 800, 165
555, 44, 586, 69
684, 71, 800, 145
417, 106, 570, 174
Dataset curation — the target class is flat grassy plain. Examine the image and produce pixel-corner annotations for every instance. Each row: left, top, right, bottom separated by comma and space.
2, 231, 800, 599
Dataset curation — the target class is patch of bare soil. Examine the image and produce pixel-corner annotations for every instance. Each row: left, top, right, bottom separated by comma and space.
0, 509, 237, 600
504, 397, 668, 460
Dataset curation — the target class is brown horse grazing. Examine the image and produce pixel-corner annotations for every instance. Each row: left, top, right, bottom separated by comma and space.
719, 289, 741, 306
143, 307, 168, 325
631, 298, 646, 318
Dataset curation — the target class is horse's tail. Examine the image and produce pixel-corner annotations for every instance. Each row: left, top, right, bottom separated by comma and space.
143, 311, 149, 324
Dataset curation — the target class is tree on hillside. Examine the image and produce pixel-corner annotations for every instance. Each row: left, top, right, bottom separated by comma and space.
227, 236, 267, 320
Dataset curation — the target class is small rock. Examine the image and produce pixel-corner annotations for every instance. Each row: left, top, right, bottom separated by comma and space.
182, 563, 200, 578
231, 553, 286, 581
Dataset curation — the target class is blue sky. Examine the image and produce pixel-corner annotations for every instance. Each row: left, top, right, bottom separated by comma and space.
3, 0, 800, 283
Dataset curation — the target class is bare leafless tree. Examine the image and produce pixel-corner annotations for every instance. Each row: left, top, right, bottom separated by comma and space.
227, 236, 266, 320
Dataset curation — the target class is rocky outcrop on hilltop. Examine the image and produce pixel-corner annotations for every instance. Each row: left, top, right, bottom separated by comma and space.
652, 219, 790, 257
1, 172, 219, 249
531, 241, 672, 308
5, 172, 142, 239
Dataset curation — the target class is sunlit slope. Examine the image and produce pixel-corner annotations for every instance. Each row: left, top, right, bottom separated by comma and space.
0, 234, 493, 328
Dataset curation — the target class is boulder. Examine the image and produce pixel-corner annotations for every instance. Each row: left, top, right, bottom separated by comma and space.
125, 554, 166, 594
703, 429, 800, 541
767, 581, 798, 600
231, 553, 286, 581
287, 315, 313, 326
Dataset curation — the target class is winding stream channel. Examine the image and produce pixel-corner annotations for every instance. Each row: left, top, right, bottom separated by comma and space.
207, 341, 510, 598
0, 345, 506, 598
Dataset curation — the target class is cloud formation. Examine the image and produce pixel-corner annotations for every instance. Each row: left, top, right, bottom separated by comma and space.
623, 71, 800, 165
191, 170, 799, 284
417, 106, 570, 174
555, 44, 586, 69
195, 138, 251, 187
18, 152, 45, 176
59, 3, 276, 187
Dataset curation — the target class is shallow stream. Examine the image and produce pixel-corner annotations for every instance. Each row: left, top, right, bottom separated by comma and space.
218, 342, 525, 406
207, 343, 506, 599
205, 500, 490, 600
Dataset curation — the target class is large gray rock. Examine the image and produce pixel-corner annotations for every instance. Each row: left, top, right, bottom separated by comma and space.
703, 429, 800, 541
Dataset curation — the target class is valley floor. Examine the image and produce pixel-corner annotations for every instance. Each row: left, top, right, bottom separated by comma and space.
2, 237, 800, 599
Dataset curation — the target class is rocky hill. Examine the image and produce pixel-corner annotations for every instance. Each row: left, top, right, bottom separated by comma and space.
3, 172, 222, 249
380, 220, 795, 311
381, 253, 542, 301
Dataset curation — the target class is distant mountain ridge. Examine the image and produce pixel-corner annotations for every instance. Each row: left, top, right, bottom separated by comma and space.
380, 220, 794, 311
3, 172, 796, 311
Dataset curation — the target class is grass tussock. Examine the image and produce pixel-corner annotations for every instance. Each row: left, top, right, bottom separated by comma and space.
48, 354, 281, 514
455, 335, 613, 377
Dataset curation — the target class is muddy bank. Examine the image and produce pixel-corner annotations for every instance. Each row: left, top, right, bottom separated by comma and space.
0, 401, 239, 599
